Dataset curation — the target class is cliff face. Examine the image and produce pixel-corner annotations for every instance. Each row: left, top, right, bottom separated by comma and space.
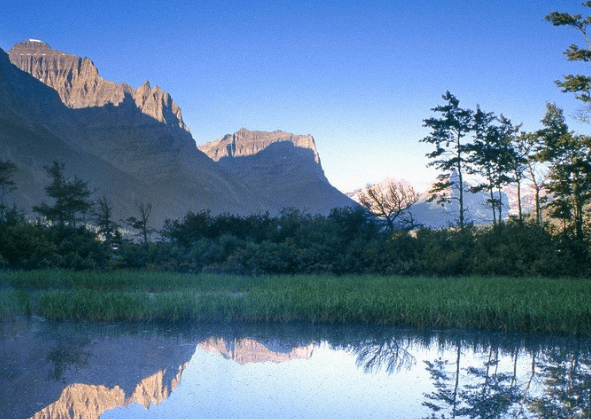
200, 128, 356, 214
199, 128, 320, 163
7, 39, 187, 131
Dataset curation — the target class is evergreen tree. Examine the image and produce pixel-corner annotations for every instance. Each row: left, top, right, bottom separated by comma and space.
545, 1, 591, 121
33, 162, 92, 229
468, 111, 520, 224
0, 159, 18, 223
537, 103, 591, 241
513, 131, 549, 225
421, 91, 473, 228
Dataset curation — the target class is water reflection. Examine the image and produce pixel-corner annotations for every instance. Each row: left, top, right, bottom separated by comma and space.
198, 337, 315, 365
1, 317, 590, 419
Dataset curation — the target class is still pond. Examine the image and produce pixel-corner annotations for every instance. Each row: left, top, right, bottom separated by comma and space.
1, 316, 590, 419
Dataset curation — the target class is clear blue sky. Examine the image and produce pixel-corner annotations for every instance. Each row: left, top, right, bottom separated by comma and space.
3, 0, 591, 192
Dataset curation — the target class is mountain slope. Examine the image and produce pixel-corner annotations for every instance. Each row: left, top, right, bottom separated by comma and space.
2, 42, 275, 224
3, 39, 355, 222
0, 44, 167, 222
199, 128, 356, 214
7, 39, 187, 130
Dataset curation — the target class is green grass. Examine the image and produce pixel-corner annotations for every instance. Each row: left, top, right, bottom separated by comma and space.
1, 269, 591, 335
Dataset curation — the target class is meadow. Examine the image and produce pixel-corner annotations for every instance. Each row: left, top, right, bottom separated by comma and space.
1, 269, 590, 335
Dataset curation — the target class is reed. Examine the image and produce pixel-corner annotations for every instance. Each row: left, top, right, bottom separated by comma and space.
1, 270, 591, 335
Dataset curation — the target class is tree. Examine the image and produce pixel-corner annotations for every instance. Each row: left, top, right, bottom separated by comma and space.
126, 201, 153, 245
510, 132, 537, 222
93, 196, 120, 249
545, 1, 591, 121
0, 159, 18, 223
33, 162, 93, 229
537, 103, 591, 241
515, 132, 550, 225
421, 91, 474, 228
468, 111, 520, 225
357, 180, 418, 231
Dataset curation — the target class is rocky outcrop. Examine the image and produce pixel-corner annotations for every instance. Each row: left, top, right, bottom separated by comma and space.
31, 364, 188, 419
32, 384, 126, 419
200, 128, 356, 214
199, 128, 320, 163
7, 39, 187, 131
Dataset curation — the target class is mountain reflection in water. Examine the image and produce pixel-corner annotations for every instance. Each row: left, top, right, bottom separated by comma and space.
1, 317, 590, 419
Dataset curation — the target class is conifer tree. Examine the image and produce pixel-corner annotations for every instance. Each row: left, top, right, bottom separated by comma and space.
468, 111, 520, 224
421, 91, 473, 228
33, 162, 92, 229
546, 1, 591, 121
0, 159, 18, 223
537, 103, 591, 240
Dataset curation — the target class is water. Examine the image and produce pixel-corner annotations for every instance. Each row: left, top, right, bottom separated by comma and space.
1, 316, 590, 419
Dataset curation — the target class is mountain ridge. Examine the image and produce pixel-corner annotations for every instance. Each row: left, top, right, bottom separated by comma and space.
1, 40, 356, 224
7, 39, 188, 131
200, 128, 355, 213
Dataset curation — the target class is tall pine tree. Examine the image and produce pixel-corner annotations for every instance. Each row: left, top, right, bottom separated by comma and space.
421, 91, 473, 228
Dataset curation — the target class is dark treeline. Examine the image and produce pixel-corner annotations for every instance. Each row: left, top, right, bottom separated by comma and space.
0, 201, 586, 277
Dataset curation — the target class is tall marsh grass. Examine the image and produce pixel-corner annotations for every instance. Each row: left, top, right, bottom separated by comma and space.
1, 269, 590, 335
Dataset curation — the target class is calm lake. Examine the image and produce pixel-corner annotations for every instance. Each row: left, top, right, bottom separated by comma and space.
1, 316, 590, 419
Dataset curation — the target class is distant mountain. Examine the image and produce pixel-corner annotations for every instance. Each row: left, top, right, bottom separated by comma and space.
199, 128, 356, 214
349, 173, 510, 228
1, 40, 353, 225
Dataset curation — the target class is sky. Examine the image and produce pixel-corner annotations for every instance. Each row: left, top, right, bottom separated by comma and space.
3, 0, 591, 193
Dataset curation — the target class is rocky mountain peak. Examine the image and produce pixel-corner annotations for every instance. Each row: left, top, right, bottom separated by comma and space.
199, 128, 321, 163
7, 40, 188, 131
10, 38, 52, 52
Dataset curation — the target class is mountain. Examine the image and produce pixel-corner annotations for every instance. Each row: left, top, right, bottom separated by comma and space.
0, 43, 159, 223
2, 40, 353, 224
199, 128, 356, 214
0, 318, 196, 419
198, 337, 315, 366
7, 39, 188, 131
349, 173, 510, 228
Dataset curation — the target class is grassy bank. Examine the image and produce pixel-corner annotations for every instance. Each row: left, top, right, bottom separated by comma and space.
1, 270, 590, 335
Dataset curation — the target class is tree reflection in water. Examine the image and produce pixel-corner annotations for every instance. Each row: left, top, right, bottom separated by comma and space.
531, 341, 591, 418
46, 338, 93, 382
350, 336, 416, 374
334, 327, 591, 418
